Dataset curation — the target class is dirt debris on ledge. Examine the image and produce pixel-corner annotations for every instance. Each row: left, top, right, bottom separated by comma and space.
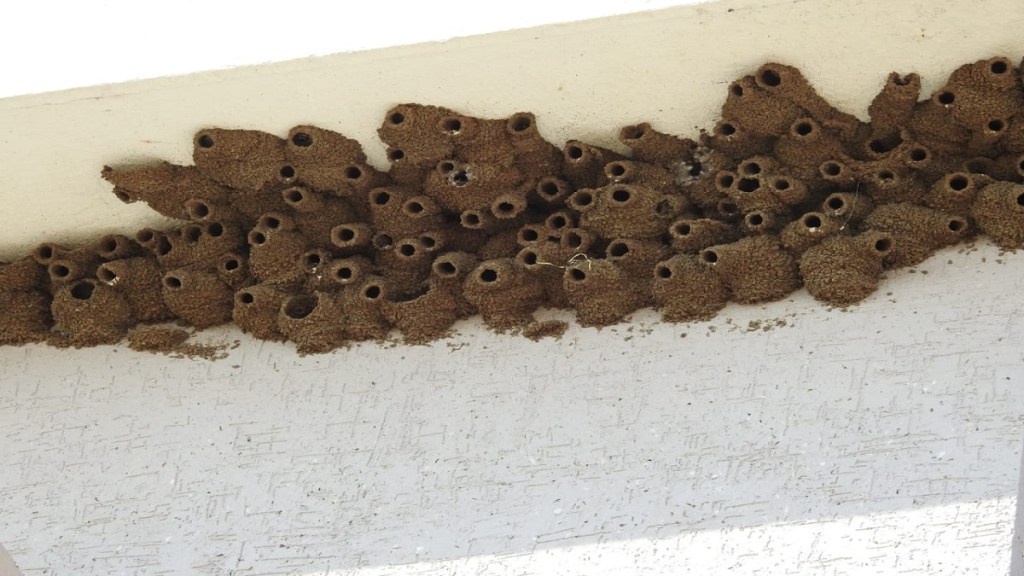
2, 56, 1024, 355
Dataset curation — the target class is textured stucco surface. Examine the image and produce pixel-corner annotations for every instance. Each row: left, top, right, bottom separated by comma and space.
2, 240, 1023, 575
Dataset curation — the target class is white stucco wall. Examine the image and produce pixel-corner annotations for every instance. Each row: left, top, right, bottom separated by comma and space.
2, 0, 1024, 574
2, 243, 1022, 575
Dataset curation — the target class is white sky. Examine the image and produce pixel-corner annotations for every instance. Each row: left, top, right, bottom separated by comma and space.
0, 1, 706, 98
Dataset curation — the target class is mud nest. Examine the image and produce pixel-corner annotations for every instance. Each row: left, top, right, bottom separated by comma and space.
3, 56, 1024, 353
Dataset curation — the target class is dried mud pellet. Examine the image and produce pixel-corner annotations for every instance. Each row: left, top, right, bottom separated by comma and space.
330, 222, 374, 255
868, 73, 922, 135
328, 255, 375, 287
861, 166, 926, 204
96, 257, 174, 323
605, 238, 670, 304
700, 235, 801, 303
865, 203, 971, 267
102, 162, 231, 220
441, 115, 516, 165
184, 198, 243, 225
544, 210, 577, 232
721, 76, 804, 138
668, 218, 740, 254
478, 228, 525, 260
516, 224, 553, 247
972, 181, 1024, 249
51, 279, 134, 345
157, 222, 246, 270
215, 252, 253, 291
722, 173, 788, 215
780, 212, 844, 255
768, 175, 808, 206
378, 103, 457, 166
460, 208, 499, 231
0, 289, 52, 344
277, 292, 348, 354
0, 257, 46, 292
924, 172, 982, 217
942, 57, 1022, 129
773, 118, 847, 182
822, 192, 874, 225
299, 248, 334, 292
161, 268, 234, 329
605, 238, 670, 281
563, 260, 646, 327
515, 245, 570, 309
227, 188, 292, 225
377, 238, 433, 297
47, 258, 91, 286
682, 174, 729, 212
285, 125, 367, 166
462, 258, 544, 330
490, 191, 529, 221
715, 199, 743, 222
819, 159, 858, 188
604, 159, 679, 191
247, 227, 308, 285
533, 177, 574, 206
575, 184, 684, 239
381, 282, 462, 344
800, 231, 894, 306
742, 210, 781, 235
337, 276, 392, 342
304, 161, 391, 202
562, 140, 625, 189
126, 326, 191, 353
95, 234, 144, 261
134, 229, 171, 258
30, 242, 66, 266
908, 97, 972, 156
705, 119, 773, 159
232, 284, 289, 342
965, 118, 1009, 157
651, 255, 730, 322
386, 146, 428, 187
192, 128, 288, 191
284, 187, 357, 246
507, 112, 563, 181
754, 63, 862, 140
618, 122, 697, 167
988, 153, 1024, 182
862, 128, 916, 162
430, 251, 480, 318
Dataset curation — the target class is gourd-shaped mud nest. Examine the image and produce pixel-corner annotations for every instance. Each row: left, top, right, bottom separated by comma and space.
3, 56, 1024, 353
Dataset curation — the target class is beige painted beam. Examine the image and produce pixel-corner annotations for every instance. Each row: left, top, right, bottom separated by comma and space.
0, 544, 21, 576
0, 0, 1021, 260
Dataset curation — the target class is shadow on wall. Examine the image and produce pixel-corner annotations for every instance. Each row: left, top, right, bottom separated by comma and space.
1, 246, 1023, 574
0, 544, 22, 576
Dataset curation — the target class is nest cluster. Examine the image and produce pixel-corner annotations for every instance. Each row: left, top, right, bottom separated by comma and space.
2, 57, 1024, 352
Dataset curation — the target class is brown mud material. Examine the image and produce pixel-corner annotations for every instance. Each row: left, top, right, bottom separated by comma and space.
50, 280, 134, 346
972, 181, 1024, 248
799, 232, 894, 307
864, 203, 971, 267
0, 289, 52, 344
701, 236, 801, 304
522, 320, 569, 341
127, 326, 229, 360
563, 260, 647, 327
3, 55, 1024, 355
651, 255, 730, 322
